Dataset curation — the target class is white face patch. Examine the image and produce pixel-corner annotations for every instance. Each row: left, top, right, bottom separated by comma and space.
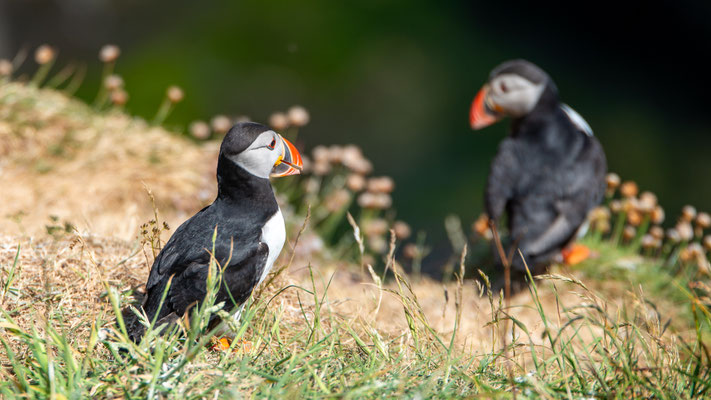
488, 74, 546, 117
227, 130, 284, 178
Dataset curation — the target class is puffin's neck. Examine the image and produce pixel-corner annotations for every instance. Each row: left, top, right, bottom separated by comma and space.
215, 154, 277, 213
509, 84, 569, 147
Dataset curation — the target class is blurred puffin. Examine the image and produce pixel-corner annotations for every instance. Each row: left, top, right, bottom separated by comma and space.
127, 122, 302, 342
470, 59, 606, 278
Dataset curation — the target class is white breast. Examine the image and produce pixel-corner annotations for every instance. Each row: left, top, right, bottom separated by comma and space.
258, 208, 286, 285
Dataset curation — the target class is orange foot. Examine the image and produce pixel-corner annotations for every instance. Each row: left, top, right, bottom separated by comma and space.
209, 337, 253, 353
561, 244, 591, 266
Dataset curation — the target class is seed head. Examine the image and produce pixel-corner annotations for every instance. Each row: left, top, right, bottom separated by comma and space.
696, 212, 711, 229
590, 206, 610, 221
349, 158, 373, 175
649, 226, 664, 240
287, 105, 310, 127
342, 145, 365, 170
623, 226, 636, 241
104, 74, 124, 90
641, 234, 659, 249
189, 120, 211, 140
368, 236, 387, 254
687, 242, 704, 258
269, 112, 289, 130
681, 205, 697, 222
638, 191, 657, 213
363, 218, 388, 237
166, 86, 184, 103
620, 181, 638, 198
676, 221, 694, 241
312, 145, 329, 163
358, 192, 392, 209
99, 44, 121, 63
110, 89, 129, 105
666, 228, 681, 243
704, 235, 711, 251
627, 209, 642, 226
346, 174, 366, 192
34, 44, 55, 65
651, 205, 665, 224
366, 177, 395, 194
594, 219, 610, 233
606, 173, 621, 192
324, 189, 350, 212
393, 221, 412, 240
609, 200, 623, 213
312, 161, 331, 176
210, 115, 232, 134
328, 145, 344, 163
403, 243, 419, 259
0, 59, 12, 76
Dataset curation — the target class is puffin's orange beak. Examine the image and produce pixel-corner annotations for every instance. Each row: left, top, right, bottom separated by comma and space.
470, 84, 503, 130
271, 135, 303, 177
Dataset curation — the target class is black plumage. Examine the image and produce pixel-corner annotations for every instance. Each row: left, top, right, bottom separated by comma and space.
475, 60, 607, 276
126, 123, 281, 342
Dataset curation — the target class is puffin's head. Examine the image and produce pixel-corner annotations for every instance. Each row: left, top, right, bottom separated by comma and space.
470, 59, 556, 130
220, 122, 302, 179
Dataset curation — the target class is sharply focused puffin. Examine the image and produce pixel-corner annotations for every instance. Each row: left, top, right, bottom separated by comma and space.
470, 59, 606, 277
127, 122, 302, 342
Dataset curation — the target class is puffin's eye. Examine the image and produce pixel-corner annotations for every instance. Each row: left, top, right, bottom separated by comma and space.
499, 81, 508, 93
267, 138, 277, 150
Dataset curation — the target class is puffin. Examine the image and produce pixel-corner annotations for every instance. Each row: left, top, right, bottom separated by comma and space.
126, 122, 303, 342
470, 59, 606, 278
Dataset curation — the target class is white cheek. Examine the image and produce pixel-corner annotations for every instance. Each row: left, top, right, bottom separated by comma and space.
228, 149, 277, 179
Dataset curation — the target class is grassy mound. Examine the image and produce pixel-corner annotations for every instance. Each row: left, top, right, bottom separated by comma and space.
1, 81, 710, 398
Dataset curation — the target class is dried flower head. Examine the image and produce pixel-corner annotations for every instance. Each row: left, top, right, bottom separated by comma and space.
328, 145, 344, 163
110, 89, 129, 106
403, 243, 420, 259
358, 192, 392, 209
651, 205, 665, 224
649, 226, 665, 241
34, 44, 55, 65
594, 219, 610, 233
687, 242, 704, 258
623, 226, 636, 241
590, 206, 611, 221
368, 236, 387, 254
287, 105, 310, 127
324, 189, 350, 212
666, 228, 681, 243
681, 205, 697, 222
346, 174, 366, 192
704, 235, 711, 251
637, 191, 657, 213
641, 235, 659, 249
104, 74, 124, 91
367, 177, 395, 194
620, 181, 638, 198
363, 218, 388, 237
269, 112, 289, 130
393, 221, 411, 240
609, 200, 623, 213
349, 158, 373, 175
99, 44, 121, 63
312, 145, 329, 163
696, 212, 711, 229
0, 59, 12, 76
342, 145, 365, 170
166, 86, 184, 103
627, 210, 643, 226
189, 121, 211, 140
312, 160, 331, 176
676, 221, 694, 241
210, 115, 232, 134
606, 173, 621, 192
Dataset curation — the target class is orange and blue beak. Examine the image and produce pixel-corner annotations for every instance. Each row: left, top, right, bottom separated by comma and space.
469, 84, 503, 130
271, 135, 303, 177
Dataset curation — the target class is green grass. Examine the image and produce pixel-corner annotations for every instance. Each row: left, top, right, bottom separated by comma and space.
2, 230, 710, 399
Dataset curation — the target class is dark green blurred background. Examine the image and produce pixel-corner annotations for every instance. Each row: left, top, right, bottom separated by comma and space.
2, 0, 710, 264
